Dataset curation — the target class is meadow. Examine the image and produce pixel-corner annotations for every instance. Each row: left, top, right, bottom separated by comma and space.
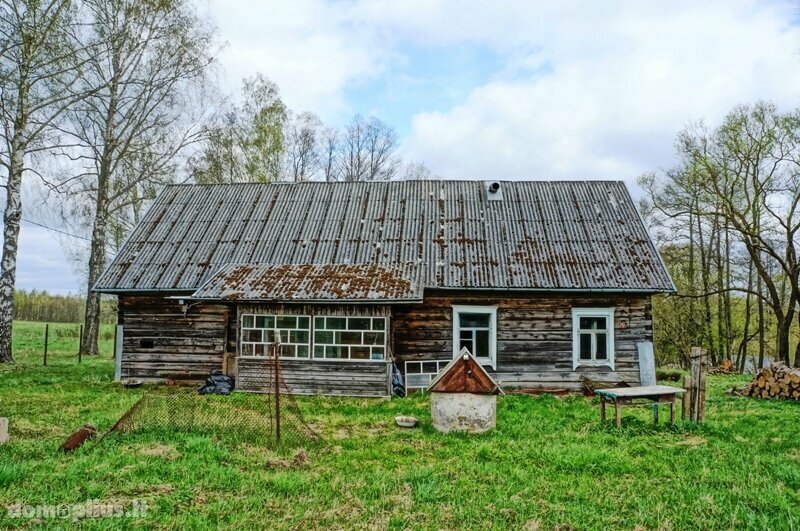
0, 322, 798, 529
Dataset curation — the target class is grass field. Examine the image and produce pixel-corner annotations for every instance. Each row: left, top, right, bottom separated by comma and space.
1, 323, 799, 529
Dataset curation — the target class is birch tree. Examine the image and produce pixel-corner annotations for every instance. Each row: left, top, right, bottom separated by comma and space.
0, 0, 85, 363
60, 0, 215, 356
338, 114, 399, 182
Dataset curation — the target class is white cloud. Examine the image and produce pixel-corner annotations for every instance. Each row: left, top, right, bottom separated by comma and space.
398, 1, 800, 189
205, 0, 392, 120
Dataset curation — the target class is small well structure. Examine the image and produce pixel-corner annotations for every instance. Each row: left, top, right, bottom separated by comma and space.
428, 348, 503, 433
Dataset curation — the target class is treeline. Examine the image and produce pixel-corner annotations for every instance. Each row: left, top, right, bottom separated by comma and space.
641, 102, 799, 369
189, 74, 434, 185
14, 290, 117, 324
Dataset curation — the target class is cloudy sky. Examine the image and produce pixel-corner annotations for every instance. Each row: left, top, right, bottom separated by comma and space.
11, 0, 800, 293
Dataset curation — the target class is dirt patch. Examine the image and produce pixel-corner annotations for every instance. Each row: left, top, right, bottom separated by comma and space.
673, 436, 707, 447
134, 484, 175, 495
266, 449, 310, 470
366, 421, 387, 436
138, 443, 180, 460
333, 428, 350, 440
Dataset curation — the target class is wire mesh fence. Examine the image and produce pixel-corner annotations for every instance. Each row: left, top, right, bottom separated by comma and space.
106, 344, 319, 448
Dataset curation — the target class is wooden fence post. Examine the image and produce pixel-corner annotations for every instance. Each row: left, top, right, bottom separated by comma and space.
682, 375, 691, 420
0, 417, 8, 445
688, 347, 707, 423
43, 324, 49, 367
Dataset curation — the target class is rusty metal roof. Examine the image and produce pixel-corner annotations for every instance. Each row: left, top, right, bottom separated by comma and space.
94, 180, 675, 297
191, 263, 423, 302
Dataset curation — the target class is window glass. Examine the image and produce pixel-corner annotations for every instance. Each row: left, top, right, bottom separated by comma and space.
460, 313, 490, 328
580, 317, 606, 330
313, 316, 388, 360
475, 330, 490, 358
579, 334, 592, 360
240, 314, 311, 359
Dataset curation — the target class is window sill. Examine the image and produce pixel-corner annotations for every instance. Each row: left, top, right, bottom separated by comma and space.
574, 361, 615, 371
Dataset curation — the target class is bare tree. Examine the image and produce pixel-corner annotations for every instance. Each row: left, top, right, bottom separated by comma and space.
319, 126, 339, 182
402, 161, 437, 180
58, 0, 216, 356
283, 111, 321, 182
337, 114, 398, 182
0, 0, 86, 363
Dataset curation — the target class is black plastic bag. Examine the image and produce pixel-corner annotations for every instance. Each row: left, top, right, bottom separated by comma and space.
198, 369, 235, 395
391, 362, 406, 397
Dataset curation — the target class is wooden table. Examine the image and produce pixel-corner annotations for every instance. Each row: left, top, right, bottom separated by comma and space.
596, 385, 686, 428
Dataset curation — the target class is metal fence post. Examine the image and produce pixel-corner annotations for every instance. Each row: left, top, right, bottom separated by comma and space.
78, 324, 83, 362
274, 342, 281, 443
43, 324, 49, 367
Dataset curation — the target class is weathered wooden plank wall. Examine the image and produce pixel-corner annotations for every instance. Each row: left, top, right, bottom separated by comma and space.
238, 358, 391, 397
392, 291, 652, 391
119, 295, 230, 382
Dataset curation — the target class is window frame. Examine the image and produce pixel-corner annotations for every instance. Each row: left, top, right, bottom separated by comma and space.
571, 307, 615, 370
238, 313, 388, 362
452, 305, 497, 369
312, 316, 388, 362
239, 313, 312, 360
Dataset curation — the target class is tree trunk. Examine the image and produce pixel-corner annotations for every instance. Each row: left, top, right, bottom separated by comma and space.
757, 275, 765, 369
737, 262, 754, 372
0, 144, 24, 364
776, 315, 792, 366
81, 200, 108, 356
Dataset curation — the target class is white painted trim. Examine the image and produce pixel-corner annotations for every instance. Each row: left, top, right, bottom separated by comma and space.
452, 304, 498, 369
572, 307, 615, 370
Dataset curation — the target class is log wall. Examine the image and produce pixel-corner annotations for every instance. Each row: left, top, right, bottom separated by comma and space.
392, 291, 653, 391
238, 358, 391, 397
119, 295, 230, 382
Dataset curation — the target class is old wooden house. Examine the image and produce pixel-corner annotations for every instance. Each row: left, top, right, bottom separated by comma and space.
94, 180, 675, 397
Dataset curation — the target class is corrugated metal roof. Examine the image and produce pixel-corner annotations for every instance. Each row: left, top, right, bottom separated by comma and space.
191, 263, 424, 302
94, 180, 676, 296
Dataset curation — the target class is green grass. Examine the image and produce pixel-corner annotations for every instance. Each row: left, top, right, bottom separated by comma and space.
1, 323, 799, 529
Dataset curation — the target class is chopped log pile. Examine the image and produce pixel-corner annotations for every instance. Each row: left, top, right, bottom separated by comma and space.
742, 364, 800, 400
708, 359, 737, 376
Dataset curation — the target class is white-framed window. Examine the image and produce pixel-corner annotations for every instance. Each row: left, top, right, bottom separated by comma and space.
572, 308, 615, 370
452, 305, 497, 368
313, 316, 387, 361
405, 360, 450, 389
240, 314, 311, 359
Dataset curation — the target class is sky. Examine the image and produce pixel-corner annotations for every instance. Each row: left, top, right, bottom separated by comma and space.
10, 0, 800, 293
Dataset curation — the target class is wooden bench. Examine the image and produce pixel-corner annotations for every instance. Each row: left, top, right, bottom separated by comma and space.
596, 385, 686, 428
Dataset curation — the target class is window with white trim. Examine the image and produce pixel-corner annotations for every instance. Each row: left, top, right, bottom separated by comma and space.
313, 316, 387, 360
452, 305, 497, 368
240, 314, 311, 358
572, 308, 615, 369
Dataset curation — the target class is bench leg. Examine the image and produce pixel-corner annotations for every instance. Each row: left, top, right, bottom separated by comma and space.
600, 397, 606, 422
670, 399, 675, 424
615, 401, 621, 429
653, 403, 659, 425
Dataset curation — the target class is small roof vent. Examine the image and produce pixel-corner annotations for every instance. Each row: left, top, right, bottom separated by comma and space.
486, 181, 503, 201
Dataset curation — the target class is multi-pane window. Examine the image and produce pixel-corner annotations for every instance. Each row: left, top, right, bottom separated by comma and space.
572, 308, 615, 369
452, 305, 497, 368
240, 314, 311, 358
458, 313, 491, 359
313, 316, 386, 360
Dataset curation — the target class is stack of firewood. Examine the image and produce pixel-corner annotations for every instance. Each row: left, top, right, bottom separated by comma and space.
708, 358, 737, 376
742, 364, 800, 400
